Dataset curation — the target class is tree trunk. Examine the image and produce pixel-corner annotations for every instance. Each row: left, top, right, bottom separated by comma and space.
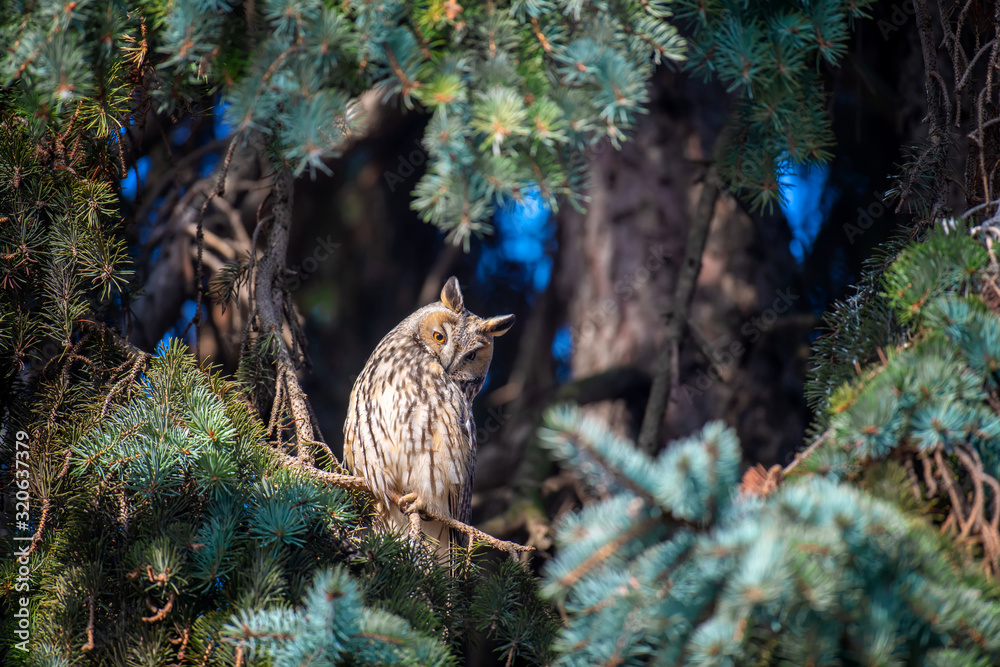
557, 72, 808, 461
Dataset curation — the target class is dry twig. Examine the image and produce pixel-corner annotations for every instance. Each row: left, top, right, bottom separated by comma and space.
142, 591, 177, 623
638, 163, 719, 453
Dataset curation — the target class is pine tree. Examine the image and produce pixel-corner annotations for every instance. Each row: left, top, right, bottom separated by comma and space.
0, 0, 681, 663
541, 223, 1000, 665
0, 0, 959, 664
2, 338, 558, 665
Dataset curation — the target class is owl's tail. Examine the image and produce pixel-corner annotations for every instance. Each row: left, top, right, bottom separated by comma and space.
422, 519, 453, 555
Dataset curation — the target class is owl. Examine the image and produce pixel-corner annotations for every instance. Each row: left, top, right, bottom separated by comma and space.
343, 276, 514, 552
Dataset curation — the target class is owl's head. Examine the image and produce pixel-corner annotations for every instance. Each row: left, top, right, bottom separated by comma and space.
417, 276, 514, 397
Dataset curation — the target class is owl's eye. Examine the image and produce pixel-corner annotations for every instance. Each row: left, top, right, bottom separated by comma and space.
433, 331, 446, 344
465, 350, 476, 361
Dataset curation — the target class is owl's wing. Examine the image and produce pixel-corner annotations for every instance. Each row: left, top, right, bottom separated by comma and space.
445, 392, 476, 548
343, 377, 397, 519
449, 408, 476, 523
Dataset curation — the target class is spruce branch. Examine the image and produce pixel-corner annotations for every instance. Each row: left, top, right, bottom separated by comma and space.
25, 496, 50, 560
101, 348, 151, 419
168, 626, 191, 666
783, 427, 832, 476
929, 443, 1000, 573
739, 427, 833, 499
554, 516, 660, 588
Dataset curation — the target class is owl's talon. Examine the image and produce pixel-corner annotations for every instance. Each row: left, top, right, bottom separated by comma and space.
399, 492, 426, 515
407, 511, 422, 541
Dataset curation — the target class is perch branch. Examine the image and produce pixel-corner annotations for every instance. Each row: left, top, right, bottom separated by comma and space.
276, 452, 533, 556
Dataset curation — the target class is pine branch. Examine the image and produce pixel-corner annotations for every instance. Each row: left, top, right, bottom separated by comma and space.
554, 516, 660, 588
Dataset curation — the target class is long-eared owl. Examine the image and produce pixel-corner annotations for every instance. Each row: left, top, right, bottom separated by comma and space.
343, 277, 514, 551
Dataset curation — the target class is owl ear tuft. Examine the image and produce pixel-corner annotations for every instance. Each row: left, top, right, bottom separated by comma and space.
482, 314, 515, 337
440, 276, 464, 312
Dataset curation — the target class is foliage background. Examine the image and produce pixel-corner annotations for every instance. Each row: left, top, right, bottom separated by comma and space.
5, 0, 1000, 665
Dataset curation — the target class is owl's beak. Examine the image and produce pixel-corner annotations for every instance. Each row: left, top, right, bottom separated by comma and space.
445, 350, 463, 374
